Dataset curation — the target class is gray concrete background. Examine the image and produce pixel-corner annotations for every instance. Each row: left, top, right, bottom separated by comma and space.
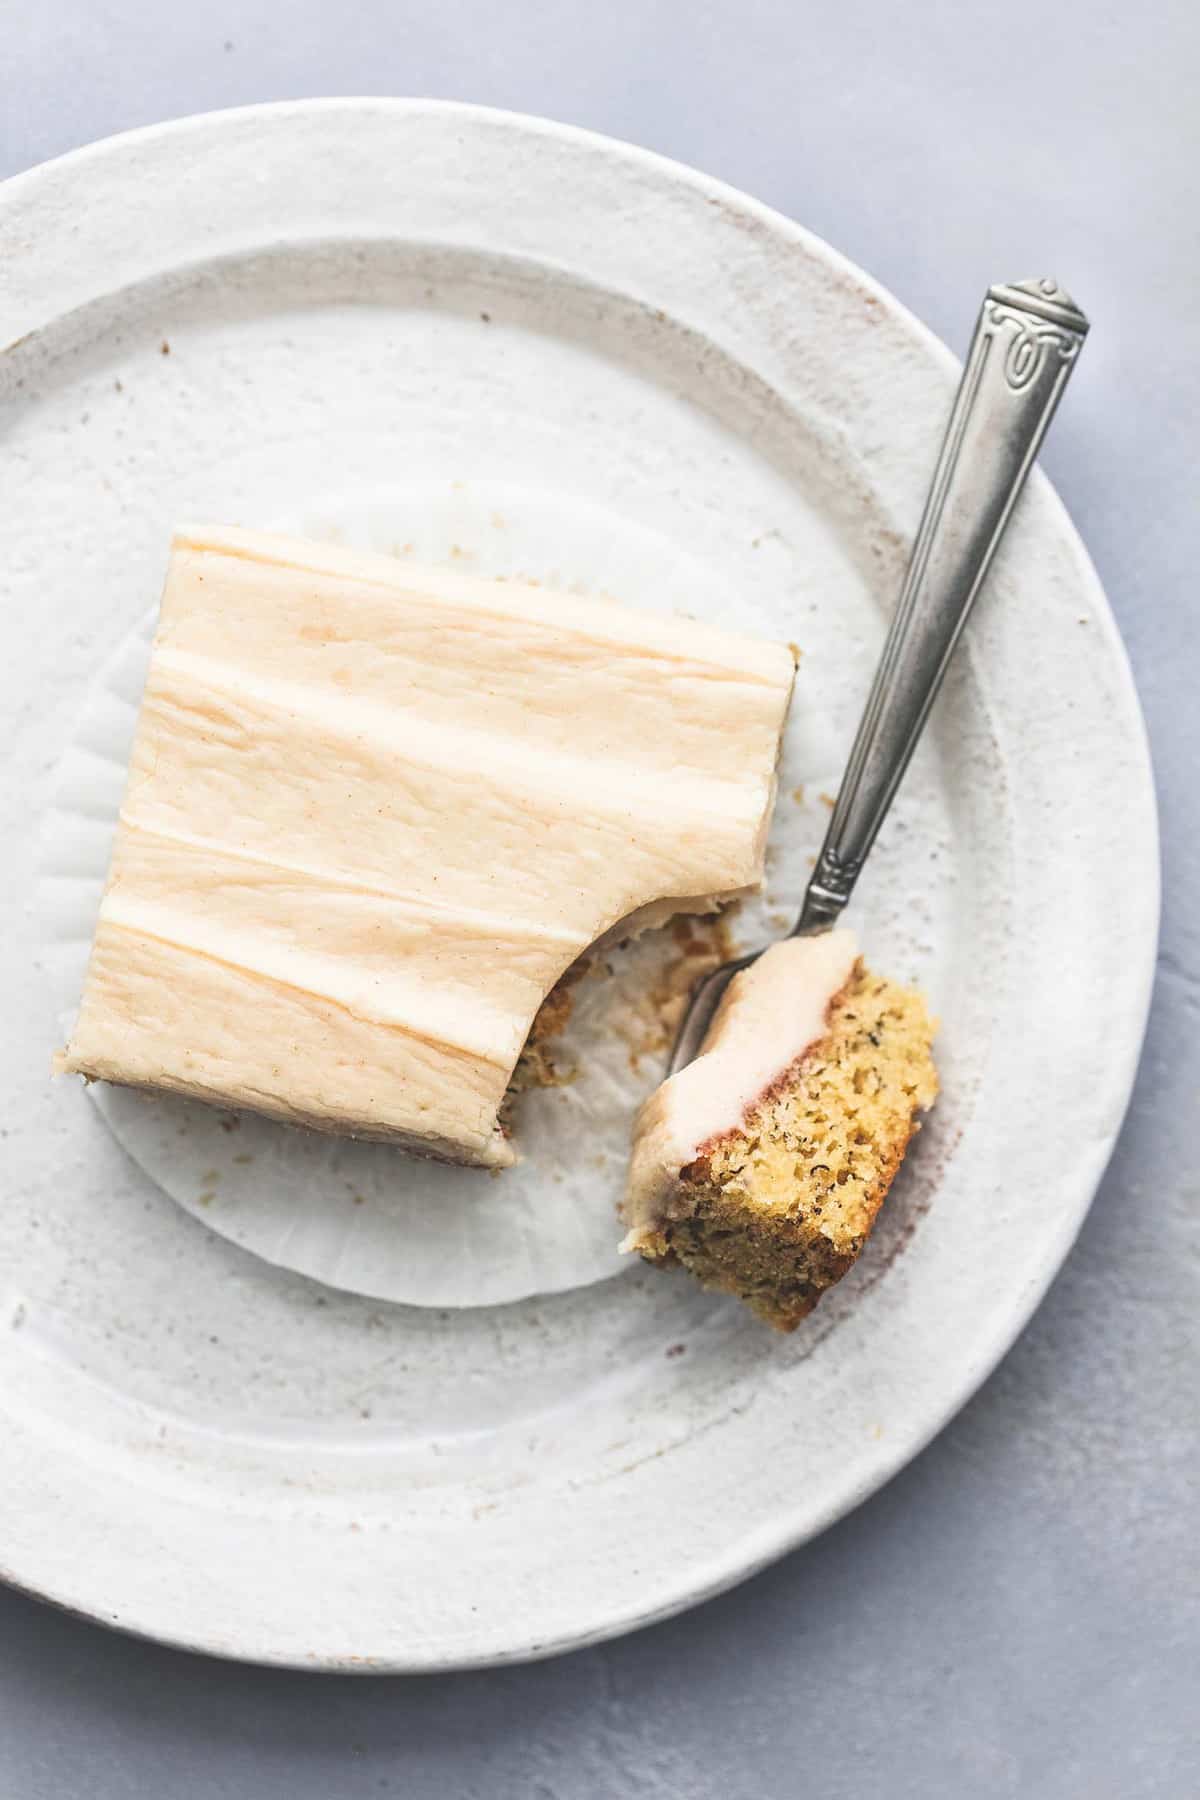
2, 3, 1196, 1794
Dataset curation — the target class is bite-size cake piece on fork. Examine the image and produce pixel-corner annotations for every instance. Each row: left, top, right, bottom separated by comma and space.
622, 930, 938, 1328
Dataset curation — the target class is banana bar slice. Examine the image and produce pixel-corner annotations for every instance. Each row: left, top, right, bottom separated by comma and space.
56, 525, 796, 1168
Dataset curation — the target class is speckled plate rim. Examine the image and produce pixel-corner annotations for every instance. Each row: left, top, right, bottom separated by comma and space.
0, 98, 1159, 1671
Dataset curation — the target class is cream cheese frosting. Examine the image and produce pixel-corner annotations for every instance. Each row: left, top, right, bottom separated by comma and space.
57, 524, 797, 1167
622, 928, 859, 1244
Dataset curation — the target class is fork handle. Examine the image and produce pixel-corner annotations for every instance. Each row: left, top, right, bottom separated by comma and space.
796, 277, 1089, 934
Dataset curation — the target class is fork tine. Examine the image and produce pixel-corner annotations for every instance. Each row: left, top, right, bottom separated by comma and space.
666, 951, 761, 1076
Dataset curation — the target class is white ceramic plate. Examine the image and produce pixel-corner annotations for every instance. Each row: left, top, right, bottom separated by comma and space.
0, 100, 1157, 1670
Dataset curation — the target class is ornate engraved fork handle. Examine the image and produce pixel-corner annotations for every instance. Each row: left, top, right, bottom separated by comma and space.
795, 277, 1089, 936
668, 280, 1088, 1074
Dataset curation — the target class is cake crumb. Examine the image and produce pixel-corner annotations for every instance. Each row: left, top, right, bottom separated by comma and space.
615, 909, 737, 1073
499, 963, 588, 1129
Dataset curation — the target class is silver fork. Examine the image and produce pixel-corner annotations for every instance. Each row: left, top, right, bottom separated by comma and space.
668, 277, 1089, 1076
